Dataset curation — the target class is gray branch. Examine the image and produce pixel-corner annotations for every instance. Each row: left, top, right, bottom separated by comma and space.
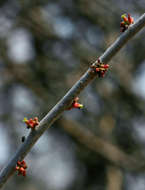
0, 13, 145, 188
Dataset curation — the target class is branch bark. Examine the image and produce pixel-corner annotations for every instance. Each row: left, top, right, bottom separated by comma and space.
0, 13, 145, 188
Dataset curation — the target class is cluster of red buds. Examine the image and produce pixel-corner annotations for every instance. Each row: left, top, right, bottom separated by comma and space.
67, 97, 83, 110
15, 160, 27, 176
91, 59, 109, 78
23, 117, 39, 129
120, 13, 134, 32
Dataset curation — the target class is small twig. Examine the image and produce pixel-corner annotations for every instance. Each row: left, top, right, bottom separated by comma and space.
0, 13, 145, 188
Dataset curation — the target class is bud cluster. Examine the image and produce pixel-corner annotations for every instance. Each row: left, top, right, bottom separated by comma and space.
15, 160, 27, 176
91, 59, 109, 78
23, 117, 39, 129
120, 13, 134, 32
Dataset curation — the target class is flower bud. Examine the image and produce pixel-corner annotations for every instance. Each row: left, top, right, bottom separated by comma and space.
121, 14, 129, 24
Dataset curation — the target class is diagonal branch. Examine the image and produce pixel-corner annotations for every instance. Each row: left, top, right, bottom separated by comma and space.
0, 13, 145, 188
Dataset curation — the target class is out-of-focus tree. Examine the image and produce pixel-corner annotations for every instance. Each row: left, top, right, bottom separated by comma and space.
0, 0, 145, 189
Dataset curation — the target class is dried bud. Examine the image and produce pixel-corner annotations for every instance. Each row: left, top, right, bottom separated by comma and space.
15, 160, 28, 177
21, 136, 25, 142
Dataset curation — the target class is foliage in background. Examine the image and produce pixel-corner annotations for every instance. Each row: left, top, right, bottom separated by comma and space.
0, 0, 145, 189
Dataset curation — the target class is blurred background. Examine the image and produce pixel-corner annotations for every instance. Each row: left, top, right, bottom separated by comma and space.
0, 0, 145, 189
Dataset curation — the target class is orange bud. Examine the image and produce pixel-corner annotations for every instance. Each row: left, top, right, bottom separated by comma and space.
128, 14, 134, 24
73, 102, 80, 108
95, 68, 100, 72
19, 167, 25, 173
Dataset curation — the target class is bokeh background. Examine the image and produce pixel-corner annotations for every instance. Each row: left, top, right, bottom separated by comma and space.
0, 0, 145, 189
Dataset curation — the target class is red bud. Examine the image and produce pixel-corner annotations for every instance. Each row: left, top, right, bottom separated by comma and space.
128, 14, 134, 24
103, 64, 109, 69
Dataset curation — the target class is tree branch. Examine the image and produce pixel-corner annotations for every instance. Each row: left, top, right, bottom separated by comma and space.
0, 13, 145, 188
